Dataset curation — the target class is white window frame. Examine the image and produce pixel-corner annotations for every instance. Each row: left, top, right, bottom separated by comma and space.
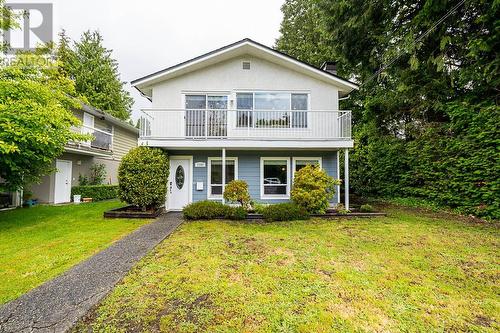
207, 157, 238, 199
292, 157, 323, 180
260, 157, 290, 199
235, 91, 310, 129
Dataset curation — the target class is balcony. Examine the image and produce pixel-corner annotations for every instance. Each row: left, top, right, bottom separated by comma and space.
68, 125, 113, 154
139, 109, 352, 149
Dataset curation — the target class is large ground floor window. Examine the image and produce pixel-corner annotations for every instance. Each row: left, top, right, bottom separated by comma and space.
292, 157, 322, 178
260, 157, 290, 198
207, 157, 237, 198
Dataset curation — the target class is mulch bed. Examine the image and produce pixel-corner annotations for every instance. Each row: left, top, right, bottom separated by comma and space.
104, 205, 164, 219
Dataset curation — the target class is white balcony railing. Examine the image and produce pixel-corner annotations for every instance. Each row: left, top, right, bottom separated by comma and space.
70, 125, 113, 151
139, 109, 351, 141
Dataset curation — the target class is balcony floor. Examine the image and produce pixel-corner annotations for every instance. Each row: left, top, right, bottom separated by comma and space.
139, 138, 354, 150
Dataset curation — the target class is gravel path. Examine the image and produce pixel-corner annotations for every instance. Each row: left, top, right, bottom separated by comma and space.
0, 213, 183, 333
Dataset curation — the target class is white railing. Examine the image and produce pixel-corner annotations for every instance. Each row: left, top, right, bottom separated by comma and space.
140, 109, 351, 140
71, 125, 113, 151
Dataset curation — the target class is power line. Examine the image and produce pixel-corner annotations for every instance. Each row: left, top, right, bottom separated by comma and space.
361, 0, 466, 87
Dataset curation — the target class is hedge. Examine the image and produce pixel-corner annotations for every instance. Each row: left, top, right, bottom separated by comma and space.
261, 202, 309, 222
71, 185, 118, 201
183, 200, 247, 220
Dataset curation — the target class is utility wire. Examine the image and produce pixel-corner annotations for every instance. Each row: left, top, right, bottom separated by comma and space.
361, 0, 466, 87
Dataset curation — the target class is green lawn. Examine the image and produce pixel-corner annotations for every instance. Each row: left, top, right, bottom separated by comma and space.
0, 200, 149, 305
75, 207, 499, 333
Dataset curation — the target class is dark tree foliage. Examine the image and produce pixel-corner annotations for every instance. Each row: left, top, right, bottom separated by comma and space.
56, 30, 133, 120
276, 0, 500, 219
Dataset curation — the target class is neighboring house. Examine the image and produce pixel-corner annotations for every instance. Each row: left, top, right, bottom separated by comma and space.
133, 39, 358, 211
29, 104, 139, 204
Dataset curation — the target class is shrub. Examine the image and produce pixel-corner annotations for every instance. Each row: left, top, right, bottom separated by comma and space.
183, 200, 247, 220
252, 202, 268, 214
225, 206, 247, 220
336, 203, 350, 215
71, 185, 118, 201
118, 147, 169, 210
223, 180, 251, 208
262, 202, 309, 222
291, 165, 340, 214
183, 200, 228, 220
360, 204, 375, 212
89, 163, 107, 185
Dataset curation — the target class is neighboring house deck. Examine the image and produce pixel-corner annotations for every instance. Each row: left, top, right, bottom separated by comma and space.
29, 104, 139, 204
133, 38, 358, 211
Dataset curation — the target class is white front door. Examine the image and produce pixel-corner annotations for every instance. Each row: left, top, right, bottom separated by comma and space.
54, 159, 72, 204
167, 159, 191, 210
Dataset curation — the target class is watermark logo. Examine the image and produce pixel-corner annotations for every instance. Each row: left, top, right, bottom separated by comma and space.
3, 3, 53, 54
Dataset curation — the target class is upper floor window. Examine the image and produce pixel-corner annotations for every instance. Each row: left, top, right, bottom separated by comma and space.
185, 94, 228, 137
236, 92, 308, 128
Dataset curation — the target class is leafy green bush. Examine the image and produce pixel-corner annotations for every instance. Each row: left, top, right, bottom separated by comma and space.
118, 147, 169, 210
183, 200, 227, 220
225, 206, 247, 220
89, 163, 106, 185
252, 202, 268, 214
223, 180, 251, 208
183, 200, 247, 220
351, 103, 500, 220
71, 185, 118, 201
262, 202, 309, 222
335, 203, 350, 215
291, 165, 339, 214
360, 204, 374, 213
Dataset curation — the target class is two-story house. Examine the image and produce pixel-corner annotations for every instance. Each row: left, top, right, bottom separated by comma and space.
133, 39, 357, 211
29, 103, 139, 204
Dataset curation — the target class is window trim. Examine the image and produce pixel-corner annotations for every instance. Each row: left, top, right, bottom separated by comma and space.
260, 157, 291, 199
292, 157, 323, 180
207, 157, 238, 199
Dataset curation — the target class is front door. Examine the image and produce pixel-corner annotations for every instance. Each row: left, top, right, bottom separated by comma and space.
54, 159, 72, 204
167, 158, 190, 210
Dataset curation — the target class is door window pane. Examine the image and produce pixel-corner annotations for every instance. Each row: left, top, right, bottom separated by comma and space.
291, 94, 308, 128
237, 93, 253, 109
236, 93, 253, 127
210, 159, 235, 195
208, 96, 228, 109
185, 95, 206, 109
263, 159, 288, 195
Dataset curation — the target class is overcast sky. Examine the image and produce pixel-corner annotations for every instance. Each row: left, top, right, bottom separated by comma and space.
8, 0, 285, 121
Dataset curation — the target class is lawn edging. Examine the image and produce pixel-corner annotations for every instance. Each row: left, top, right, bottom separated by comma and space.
104, 205, 164, 219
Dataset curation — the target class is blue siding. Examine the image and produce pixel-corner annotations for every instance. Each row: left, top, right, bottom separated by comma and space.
168, 150, 339, 204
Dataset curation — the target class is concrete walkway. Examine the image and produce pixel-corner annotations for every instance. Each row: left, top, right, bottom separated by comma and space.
0, 213, 183, 333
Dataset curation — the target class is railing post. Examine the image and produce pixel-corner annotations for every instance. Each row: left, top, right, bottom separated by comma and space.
222, 148, 226, 204
205, 109, 208, 139
344, 148, 349, 211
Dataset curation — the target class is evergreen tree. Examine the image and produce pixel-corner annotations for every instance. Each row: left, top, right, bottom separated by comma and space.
276, 0, 500, 219
57, 30, 133, 120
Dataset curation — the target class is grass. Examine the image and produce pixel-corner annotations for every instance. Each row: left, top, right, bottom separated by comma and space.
75, 206, 499, 332
0, 200, 149, 305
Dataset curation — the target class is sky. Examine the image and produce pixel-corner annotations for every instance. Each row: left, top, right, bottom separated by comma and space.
7, 0, 285, 121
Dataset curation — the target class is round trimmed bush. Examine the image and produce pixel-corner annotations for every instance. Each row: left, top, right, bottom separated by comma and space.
118, 147, 169, 210
262, 202, 309, 222
183, 200, 227, 220
360, 204, 375, 212
291, 165, 339, 214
